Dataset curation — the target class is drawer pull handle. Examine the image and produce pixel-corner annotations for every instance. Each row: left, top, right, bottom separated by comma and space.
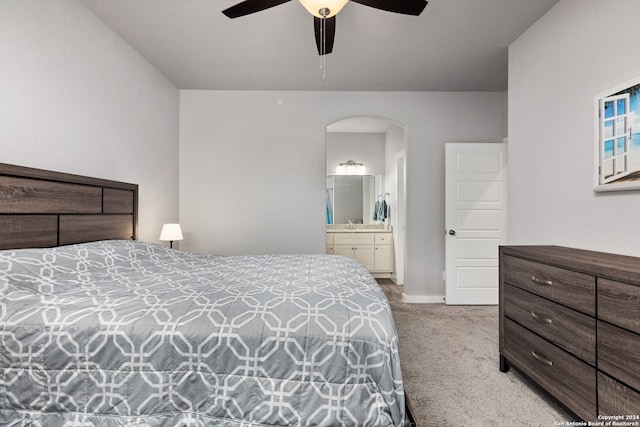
531, 275, 553, 286
531, 350, 553, 366
531, 311, 553, 324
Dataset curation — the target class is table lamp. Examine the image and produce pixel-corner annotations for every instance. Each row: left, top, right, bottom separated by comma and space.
159, 223, 183, 248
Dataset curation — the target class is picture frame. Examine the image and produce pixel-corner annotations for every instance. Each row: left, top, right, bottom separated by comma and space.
594, 76, 640, 192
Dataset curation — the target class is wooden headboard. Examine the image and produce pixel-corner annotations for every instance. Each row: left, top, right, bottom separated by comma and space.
0, 163, 138, 250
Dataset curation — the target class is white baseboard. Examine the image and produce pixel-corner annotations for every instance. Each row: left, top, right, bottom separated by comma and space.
403, 294, 446, 304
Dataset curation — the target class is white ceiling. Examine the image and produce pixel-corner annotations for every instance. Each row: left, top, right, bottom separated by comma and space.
80, 0, 560, 92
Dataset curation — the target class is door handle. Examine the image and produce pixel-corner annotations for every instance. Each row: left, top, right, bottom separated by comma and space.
448, 230, 456, 236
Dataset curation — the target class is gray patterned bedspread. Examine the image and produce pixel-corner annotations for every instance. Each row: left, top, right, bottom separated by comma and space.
0, 240, 405, 426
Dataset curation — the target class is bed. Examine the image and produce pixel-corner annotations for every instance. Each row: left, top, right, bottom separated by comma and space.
0, 163, 409, 426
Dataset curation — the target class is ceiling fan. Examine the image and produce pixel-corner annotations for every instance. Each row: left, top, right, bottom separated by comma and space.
222, 0, 428, 55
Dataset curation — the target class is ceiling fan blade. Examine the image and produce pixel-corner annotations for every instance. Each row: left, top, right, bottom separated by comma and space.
222, 0, 292, 18
314, 16, 336, 56
350, 0, 428, 16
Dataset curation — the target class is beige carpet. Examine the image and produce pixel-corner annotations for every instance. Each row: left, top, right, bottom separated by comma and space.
380, 283, 577, 427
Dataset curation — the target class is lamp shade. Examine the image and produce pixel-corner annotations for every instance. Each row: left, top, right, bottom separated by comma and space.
159, 223, 183, 242
299, 0, 348, 18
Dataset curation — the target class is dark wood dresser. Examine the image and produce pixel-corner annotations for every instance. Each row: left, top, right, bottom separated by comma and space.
499, 246, 640, 421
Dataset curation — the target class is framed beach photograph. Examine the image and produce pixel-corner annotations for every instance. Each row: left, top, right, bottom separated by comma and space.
594, 76, 640, 192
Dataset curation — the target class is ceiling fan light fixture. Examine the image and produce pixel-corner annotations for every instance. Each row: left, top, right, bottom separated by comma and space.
299, 0, 348, 18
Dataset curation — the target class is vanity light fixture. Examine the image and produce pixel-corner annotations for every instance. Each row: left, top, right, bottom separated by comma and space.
336, 160, 366, 175
159, 223, 183, 249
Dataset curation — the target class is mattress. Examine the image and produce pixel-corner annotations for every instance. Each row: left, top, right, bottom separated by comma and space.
0, 240, 406, 426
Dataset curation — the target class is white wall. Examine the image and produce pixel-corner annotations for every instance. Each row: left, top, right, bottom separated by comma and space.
180, 90, 506, 299
326, 133, 385, 175
508, 0, 640, 256
0, 0, 179, 243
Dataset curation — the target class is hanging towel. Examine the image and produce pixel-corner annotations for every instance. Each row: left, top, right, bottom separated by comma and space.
373, 199, 388, 222
326, 189, 333, 224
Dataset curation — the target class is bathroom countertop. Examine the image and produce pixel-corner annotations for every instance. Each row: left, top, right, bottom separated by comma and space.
327, 226, 392, 233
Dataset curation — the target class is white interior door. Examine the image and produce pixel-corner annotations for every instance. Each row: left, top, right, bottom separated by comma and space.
445, 143, 507, 305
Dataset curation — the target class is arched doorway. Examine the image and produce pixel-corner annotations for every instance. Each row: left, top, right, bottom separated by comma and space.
326, 115, 407, 284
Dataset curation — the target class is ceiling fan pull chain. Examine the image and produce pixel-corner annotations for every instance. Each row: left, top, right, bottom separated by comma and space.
322, 15, 326, 80
319, 16, 323, 73
319, 7, 329, 81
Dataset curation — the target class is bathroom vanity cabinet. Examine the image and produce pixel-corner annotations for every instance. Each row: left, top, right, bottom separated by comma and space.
327, 230, 393, 278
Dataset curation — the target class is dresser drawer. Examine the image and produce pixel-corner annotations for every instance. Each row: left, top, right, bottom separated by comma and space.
598, 372, 640, 417
503, 256, 595, 316
598, 320, 640, 393
333, 233, 374, 245
503, 318, 597, 420
503, 284, 596, 364
598, 278, 640, 335
374, 233, 392, 245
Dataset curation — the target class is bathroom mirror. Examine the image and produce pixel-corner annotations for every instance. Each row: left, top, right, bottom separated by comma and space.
326, 175, 382, 224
